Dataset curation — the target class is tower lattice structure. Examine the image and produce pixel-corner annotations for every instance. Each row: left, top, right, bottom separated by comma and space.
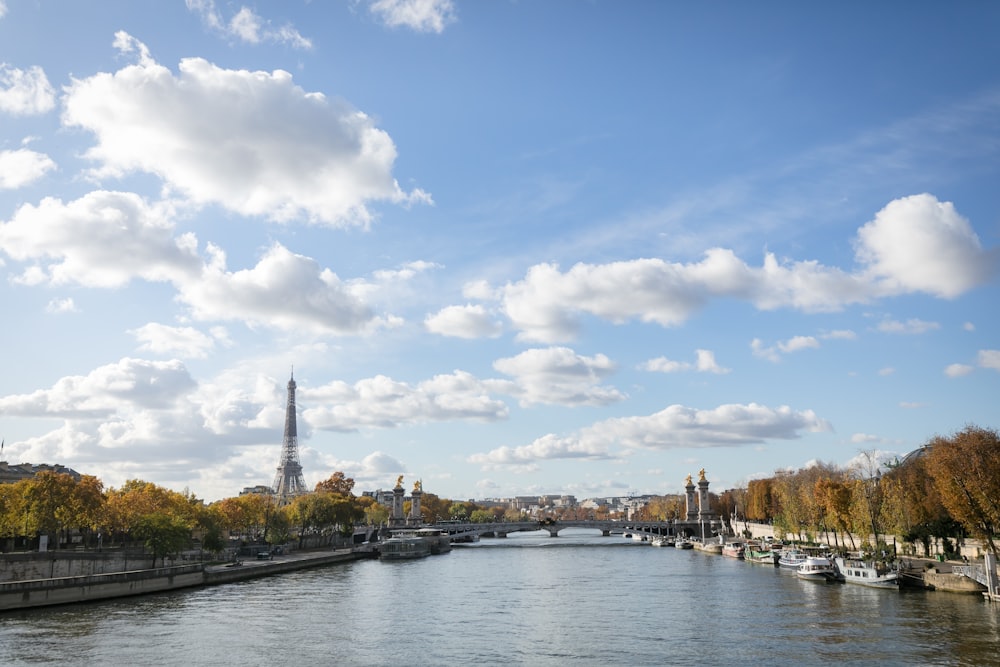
272, 372, 307, 503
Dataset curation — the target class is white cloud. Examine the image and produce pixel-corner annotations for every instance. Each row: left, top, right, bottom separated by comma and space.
878, 367, 895, 376
425, 304, 503, 339
177, 243, 388, 335
456, 195, 995, 343
0, 190, 202, 288
0, 64, 56, 115
944, 363, 974, 377
129, 323, 222, 359
963, 322, 975, 332
850, 433, 883, 444
492, 347, 624, 407
750, 335, 820, 362
821, 329, 857, 340
641, 349, 730, 374
876, 317, 940, 335
0, 1, 7, 20
0, 358, 196, 418
302, 371, 509, 432
469, 402, 831, 468
369, 0, 456, 34
856, 193, 996, 298
0, 148, 56, 188
187, 1, 312, 49
62, 34, 428, 227
899, 401, 927, 409
977, 349, 1000, 371
45, 297, 78, 314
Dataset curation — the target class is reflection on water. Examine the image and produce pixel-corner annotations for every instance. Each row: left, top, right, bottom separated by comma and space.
2, 529, 997, 666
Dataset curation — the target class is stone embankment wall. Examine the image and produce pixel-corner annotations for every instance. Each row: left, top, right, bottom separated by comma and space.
0, 548, 372, 611
0, 551, 164, 582
0, 564, 205, 611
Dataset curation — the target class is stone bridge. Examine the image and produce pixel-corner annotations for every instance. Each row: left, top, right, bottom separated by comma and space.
427, 519, 722, 540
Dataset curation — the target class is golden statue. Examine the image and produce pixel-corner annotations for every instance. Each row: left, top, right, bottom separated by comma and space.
395, 475, 404, 488
685, 473, 692, 486
413, 480, 422, 492
698, 468, 706, 482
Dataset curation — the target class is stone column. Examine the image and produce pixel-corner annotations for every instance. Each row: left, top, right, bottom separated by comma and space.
685, 475, 697, 520
408, 487, 423, 526
391, 481, 405, 527
697, 472, 712, 520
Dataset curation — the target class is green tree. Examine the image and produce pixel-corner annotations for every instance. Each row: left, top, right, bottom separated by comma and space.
133, 513, 191, 567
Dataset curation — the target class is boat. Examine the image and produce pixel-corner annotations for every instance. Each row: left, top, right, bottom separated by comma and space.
796, 556, 839, 582
744, 543, 778, 565
778, 548, 808, 569
651, 536, 675, 547
834, 556, 900, 588
415, 527, 452, 554
722, 541, 745, 559
675, 538, 694, 549
379, 532, 432, 560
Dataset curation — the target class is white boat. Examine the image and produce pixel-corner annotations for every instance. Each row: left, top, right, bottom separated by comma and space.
778, 548, 808, 569
651, 536, 674, 547
722, 541, 745, 559
796, 556, 839, 582
675, 538, 694, 549
834, 557, 900, 588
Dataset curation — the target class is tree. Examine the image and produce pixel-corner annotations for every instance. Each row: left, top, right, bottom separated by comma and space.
926, 425, 1000, 554
315, 471, 355, 496
22, 471, 78, 546
133, 513, 191, 567
852, 450, 888, 549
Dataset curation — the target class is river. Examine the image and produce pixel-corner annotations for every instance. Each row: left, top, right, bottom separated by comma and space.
2, 529, 998, 666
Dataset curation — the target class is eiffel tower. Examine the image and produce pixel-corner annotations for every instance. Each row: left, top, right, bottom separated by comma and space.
272, 371, 307, 504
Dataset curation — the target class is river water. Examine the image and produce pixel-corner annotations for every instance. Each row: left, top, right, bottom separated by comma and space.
2, 529, 998, 666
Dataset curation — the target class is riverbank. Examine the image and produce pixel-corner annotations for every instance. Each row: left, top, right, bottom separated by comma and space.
0, 546, 376, 611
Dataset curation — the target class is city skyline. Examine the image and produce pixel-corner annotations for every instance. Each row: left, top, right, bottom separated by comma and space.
1, 1, 998, 502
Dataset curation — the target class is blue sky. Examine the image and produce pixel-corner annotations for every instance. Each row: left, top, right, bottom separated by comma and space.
1, 1, 998, 502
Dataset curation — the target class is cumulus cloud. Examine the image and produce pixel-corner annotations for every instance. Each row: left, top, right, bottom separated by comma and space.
469, 402, 831, 469
62, 33, 429, 227
641, 349, 730, 374
0, 190, 202, 288
187, 0, 312, 49
0, 64, 56, 115
425, 304, 504, 338
0, 358, 196, 418
979, 349, 1000, 371
0, 363, 305, 498
447, 195, 994, 343
302, 371, 509, 432
0, 189, 419, 335
369, 0, 456, 33
944, 363, 974, 377
856, 193, 996, 298
492, 347, 624, 407
177, 243, 391, 335
45, 297, 78, 314
0, 148, 56, 188
750, 335, 820, 362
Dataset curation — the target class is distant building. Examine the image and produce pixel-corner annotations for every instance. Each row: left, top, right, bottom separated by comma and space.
0, 461, 83, 484
240, 485, 275, 496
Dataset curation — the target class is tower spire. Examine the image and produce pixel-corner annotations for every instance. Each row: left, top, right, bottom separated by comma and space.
272, 371, 306, 504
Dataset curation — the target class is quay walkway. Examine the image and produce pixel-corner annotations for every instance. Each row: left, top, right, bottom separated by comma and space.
1, 546, 375, 611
